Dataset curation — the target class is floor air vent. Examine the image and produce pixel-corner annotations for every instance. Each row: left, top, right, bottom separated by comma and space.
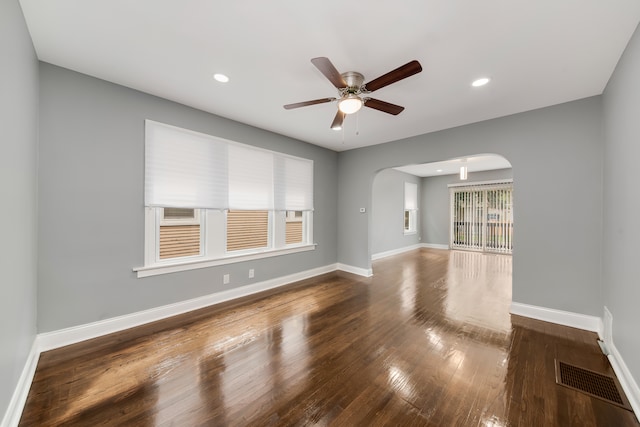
555, 360, 632, 411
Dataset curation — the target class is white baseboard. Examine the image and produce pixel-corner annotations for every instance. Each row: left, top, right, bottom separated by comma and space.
1, 341, 40, 427
371, 243, 449, 261
601, 306, 639, 419
371, 244, 423, 261
336, 263, 373, 277
421, 243, 449, 250
603, 305, 613, 345
2, 264, 339, 426
37, 263, 338, 352
510, 302, 639, 418
608, 341, 640, 419
510, 302, 602, 333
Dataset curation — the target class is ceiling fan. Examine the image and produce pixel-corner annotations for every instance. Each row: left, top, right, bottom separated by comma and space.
284, 57, 422, 130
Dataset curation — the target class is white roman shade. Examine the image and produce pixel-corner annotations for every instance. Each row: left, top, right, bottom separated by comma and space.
274, 155, 314, 211
228, 144, 274, 210
145, 120, 313, 211
404, 182, 418, 210
145, 120, 227, 209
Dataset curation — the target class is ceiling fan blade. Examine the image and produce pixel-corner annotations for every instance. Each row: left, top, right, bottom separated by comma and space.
283, 97, 336, 110
311, 57, 347, 88
330, 110, 345, 129
363, 98, 405, 115
364, 60, 422, 92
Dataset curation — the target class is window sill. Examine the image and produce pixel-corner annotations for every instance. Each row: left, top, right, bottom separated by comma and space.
134, 244, 316, 278
404, 231, 417, 236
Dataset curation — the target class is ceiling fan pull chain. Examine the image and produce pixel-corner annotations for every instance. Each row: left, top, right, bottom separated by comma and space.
356, 111, 360, 136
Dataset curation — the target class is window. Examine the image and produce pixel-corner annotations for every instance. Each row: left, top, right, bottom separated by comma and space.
159, 208, 202, 260
285, 211, 304, 244
450, 181, 513, 254
137, 120, 314, 277
404, 182, 418, 234
162, 208, 198, 223
226, 210, 269, 252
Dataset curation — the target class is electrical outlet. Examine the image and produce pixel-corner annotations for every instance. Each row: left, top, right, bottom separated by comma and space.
223, 274, 230, 285
249, 269, 255, 278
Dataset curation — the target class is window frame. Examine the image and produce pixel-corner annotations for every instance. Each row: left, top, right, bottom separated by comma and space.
159, 208, 200, 226
403, 182, 418, 235
137, 120, 316, 278
284, 210, 306, 246
157, 208, 204, 260
404, 209, 417, 235
225, 209, 271, 254
138, 207, 314, 278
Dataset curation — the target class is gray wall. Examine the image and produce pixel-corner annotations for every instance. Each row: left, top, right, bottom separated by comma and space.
421, 168, 513, 246
602, 23, 640, 388
4, 3, 638, 418
37, 63, 338, 332
0, 0, 39, 418
371, 169, 421, 255
338, 97, 603, 316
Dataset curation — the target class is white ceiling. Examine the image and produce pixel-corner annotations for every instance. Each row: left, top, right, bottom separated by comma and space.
394, 154, 512, 177
19, 0, 640, 152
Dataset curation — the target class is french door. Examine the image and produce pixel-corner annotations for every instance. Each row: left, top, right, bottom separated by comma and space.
450, 182, 513, 254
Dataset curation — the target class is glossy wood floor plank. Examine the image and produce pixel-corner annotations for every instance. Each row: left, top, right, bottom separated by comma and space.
20, 249, 638, 426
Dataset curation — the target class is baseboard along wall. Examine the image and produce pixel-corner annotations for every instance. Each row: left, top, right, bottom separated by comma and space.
371, 243, 449, 261
1, 341, 40, 427
371, 244, 423, 261
511, 301, 639, 420
510, 302, 603, 333
4, 262, 358, 427
421, 243, 449, 250
38, 263, 346, 352
4, 270, 638, 426
336, 263, 373, 277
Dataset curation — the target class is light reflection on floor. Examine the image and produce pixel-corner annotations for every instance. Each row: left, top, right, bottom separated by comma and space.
25, 249, 633, 425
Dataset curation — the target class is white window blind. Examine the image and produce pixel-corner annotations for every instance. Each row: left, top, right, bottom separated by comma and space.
449, 181, 513, 254
404, 182, 418, 210
275, 155, 314, 211
145, 120, 313, 211
228, 144, 274, 210
226, 210, 269, 251
145, 121, 227, 209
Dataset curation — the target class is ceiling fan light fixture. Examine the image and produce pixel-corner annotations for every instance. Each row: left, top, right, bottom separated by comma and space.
338, 95, 363, 114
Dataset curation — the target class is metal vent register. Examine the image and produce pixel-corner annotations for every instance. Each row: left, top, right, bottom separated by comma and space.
555, 360, 632, 411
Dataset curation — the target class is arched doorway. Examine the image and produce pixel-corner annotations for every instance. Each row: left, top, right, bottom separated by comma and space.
370, 153, 514, 328
371, 154, 512, 259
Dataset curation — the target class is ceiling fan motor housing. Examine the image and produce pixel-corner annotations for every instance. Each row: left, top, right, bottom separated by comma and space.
341, 71, 365, 94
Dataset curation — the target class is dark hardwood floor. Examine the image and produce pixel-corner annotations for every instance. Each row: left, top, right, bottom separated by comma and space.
20, 249, 638, 426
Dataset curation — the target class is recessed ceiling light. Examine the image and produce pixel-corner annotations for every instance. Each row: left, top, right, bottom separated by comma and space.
436, 169, 443, 172
472, 77, 490, 87
213, 73, 229, 83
